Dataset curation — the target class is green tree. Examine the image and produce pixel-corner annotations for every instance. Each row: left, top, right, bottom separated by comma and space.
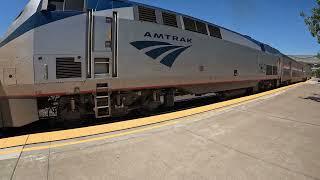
300, 0, 320, 43
313, 69, 320, 78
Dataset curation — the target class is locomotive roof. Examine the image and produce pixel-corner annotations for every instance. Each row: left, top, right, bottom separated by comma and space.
1, 0, 281, 56
87, 0, 281, 55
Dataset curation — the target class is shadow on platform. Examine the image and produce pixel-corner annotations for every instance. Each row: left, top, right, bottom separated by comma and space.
303, 94, 320, 103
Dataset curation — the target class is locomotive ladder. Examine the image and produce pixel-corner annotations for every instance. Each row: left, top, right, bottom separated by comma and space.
94, 83, 111, 118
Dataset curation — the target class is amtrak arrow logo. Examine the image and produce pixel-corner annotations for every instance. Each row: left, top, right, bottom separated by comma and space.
130, 41, 191, 68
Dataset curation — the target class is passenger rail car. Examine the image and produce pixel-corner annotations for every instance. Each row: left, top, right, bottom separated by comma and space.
0, 0, 310, 127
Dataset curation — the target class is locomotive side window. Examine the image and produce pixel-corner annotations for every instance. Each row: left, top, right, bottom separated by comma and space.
183, 17, 197, 32
162, 12, 178, 27
195, 21, 208, 35
94, 58, 110, 77
208, 25, 222, 39
15, 11, 24, 20
48, 0, 84, 11
64, 0, 84, 11
260, 44, 266, 52
138, 6, 157, 23
48, 0, 64, 11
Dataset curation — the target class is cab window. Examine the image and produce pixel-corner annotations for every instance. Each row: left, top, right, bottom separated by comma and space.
48, 0, 84, 11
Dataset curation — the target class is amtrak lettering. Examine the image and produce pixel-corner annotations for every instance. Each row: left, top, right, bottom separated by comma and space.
144, 32, 192, 44
130, 40, 191, 68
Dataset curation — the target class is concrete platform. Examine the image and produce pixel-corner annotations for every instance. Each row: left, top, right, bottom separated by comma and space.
0, 80, 320, 180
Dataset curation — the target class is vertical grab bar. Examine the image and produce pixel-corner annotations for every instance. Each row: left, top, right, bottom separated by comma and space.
112, 11, 118, 77
87, 9, 94, 78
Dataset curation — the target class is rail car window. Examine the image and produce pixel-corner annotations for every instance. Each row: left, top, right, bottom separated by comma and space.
283, 69, 290, 76
272, 66, 278, 75
183, 17, 197, 32
195, 21, 208, 35
208, 25, 222, 39
162, 12, 178, 27
138, 6, 157, 23
266, 65, 273, 75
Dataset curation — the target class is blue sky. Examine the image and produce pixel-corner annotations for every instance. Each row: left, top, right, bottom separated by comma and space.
0, 0, 319, 55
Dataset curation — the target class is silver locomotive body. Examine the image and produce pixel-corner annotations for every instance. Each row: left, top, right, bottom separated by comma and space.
0, 0, 309, 127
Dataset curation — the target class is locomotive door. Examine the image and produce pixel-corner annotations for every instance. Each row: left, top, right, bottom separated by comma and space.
90, 11, 118, 78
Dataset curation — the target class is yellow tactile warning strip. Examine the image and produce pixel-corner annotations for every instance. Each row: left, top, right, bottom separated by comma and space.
0, 135, 28, 150
0, 82, 303, 150
0, 121, 181, 156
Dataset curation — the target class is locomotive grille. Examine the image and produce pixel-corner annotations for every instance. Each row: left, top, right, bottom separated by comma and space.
138, 6, 157, 23
183, 17, 197, 32
208, 25, 222, 39
195, 21, 208, 35
56, 57, 82, 79
162, 12, 178, 27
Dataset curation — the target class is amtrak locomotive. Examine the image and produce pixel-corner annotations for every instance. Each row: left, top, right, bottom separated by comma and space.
0, 0, 311, 128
